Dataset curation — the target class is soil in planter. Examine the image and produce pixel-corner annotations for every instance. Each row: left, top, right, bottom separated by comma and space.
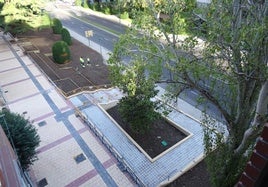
107, 105, 187, 159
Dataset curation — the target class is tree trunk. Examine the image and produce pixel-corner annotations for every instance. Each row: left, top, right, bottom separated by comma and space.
235, 80, 268, 153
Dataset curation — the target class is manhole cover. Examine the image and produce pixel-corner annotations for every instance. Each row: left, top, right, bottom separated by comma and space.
38, 121, 47, 127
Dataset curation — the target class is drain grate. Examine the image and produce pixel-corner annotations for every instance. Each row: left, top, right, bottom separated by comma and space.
74, 153, 86, 164
37, 178, 48, 187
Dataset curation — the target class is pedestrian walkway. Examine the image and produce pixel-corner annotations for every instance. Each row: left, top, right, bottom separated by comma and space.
0, 31, 136, 187
69, 88, 206, 186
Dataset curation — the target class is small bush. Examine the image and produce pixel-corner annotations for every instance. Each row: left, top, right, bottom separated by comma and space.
61, 28, 72, 45
89, 2, 101, 11
52, 18, 62, 34
120, 11, 129, 19
109, 3, 118, 15
103, 7, 111, 14
75, 0, 81, 6
100, 3, 111, 15
52, 41, 71, 64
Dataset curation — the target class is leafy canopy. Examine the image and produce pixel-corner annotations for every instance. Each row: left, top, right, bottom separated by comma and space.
109, 0, 268, 186
0, 0, 49, 33
116, 60, 160, 133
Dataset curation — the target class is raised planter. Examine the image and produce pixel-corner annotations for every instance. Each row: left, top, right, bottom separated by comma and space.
101, 104, 192, 162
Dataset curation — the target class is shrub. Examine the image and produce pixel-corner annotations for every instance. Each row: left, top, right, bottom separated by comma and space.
89, 2, 101, 11
75, 0, 81, 6
103, 6, 111, 15
109, 3, 118, 15
119, 94, 160, 134
120, 11, 129, 19
52, 18, 62, 34
61, 28, 72, 45
0, 109, 40, 170
100, 3, 111, 15
52, 41, 71, 64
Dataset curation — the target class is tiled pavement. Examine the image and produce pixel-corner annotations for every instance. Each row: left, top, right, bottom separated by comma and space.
70, 89, 205, 187
0, 32, 136, 187
0, 28, 223, 186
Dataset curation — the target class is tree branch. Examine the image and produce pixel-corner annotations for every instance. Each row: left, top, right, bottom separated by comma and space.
235, 80, 268, 154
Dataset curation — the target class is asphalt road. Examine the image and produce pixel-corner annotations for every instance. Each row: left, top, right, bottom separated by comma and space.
46, 1, 127, 51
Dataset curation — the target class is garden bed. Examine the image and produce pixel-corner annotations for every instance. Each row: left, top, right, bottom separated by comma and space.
106, 105, 190, 160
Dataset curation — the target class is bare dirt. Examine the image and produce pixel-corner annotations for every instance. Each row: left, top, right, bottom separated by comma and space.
18, 28, 211, 187
17, 28, 111, 97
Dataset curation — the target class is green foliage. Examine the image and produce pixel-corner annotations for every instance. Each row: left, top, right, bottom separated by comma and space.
202, 115, 253, 187
120, 11, 129, 19
117, 63, 160, 134
0, 1, 4, 10
52, 18, 62, 34
100, 3, 111, 15
88, 3, 99, 11
109, 0, 268, 186
109, 52, 160, 134
108, 2, 118, 15
0, 109, 40, 171
52, 41, 71, 64
205, 147, 251, 187
4, 20, 32, 34
75, 0, 82, 6
75, 0, 91, 9
83, 0, 90, 9
0, 0, 46, 34
119, 93, 160, 134
61, 28, 72, 45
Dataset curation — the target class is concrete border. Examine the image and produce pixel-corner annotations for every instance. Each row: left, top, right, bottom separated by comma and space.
97, 102, 194, 163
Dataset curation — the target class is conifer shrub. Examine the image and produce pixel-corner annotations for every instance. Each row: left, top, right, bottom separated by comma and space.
61, 28, 72, 45
52, 18, 62, 34
52, 41, 71, 64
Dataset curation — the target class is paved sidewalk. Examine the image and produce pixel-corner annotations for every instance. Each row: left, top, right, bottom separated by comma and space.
0, 31, 136, 187
69, 89, 206, 187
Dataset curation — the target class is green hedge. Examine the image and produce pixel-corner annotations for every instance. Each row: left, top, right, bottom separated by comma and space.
52, 41, 71, 64
61, 28, 72, 45
52, 18, 62, 34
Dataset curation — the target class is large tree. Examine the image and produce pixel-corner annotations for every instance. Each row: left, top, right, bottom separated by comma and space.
108, 0, 268, 186
0, 109, 40, 171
